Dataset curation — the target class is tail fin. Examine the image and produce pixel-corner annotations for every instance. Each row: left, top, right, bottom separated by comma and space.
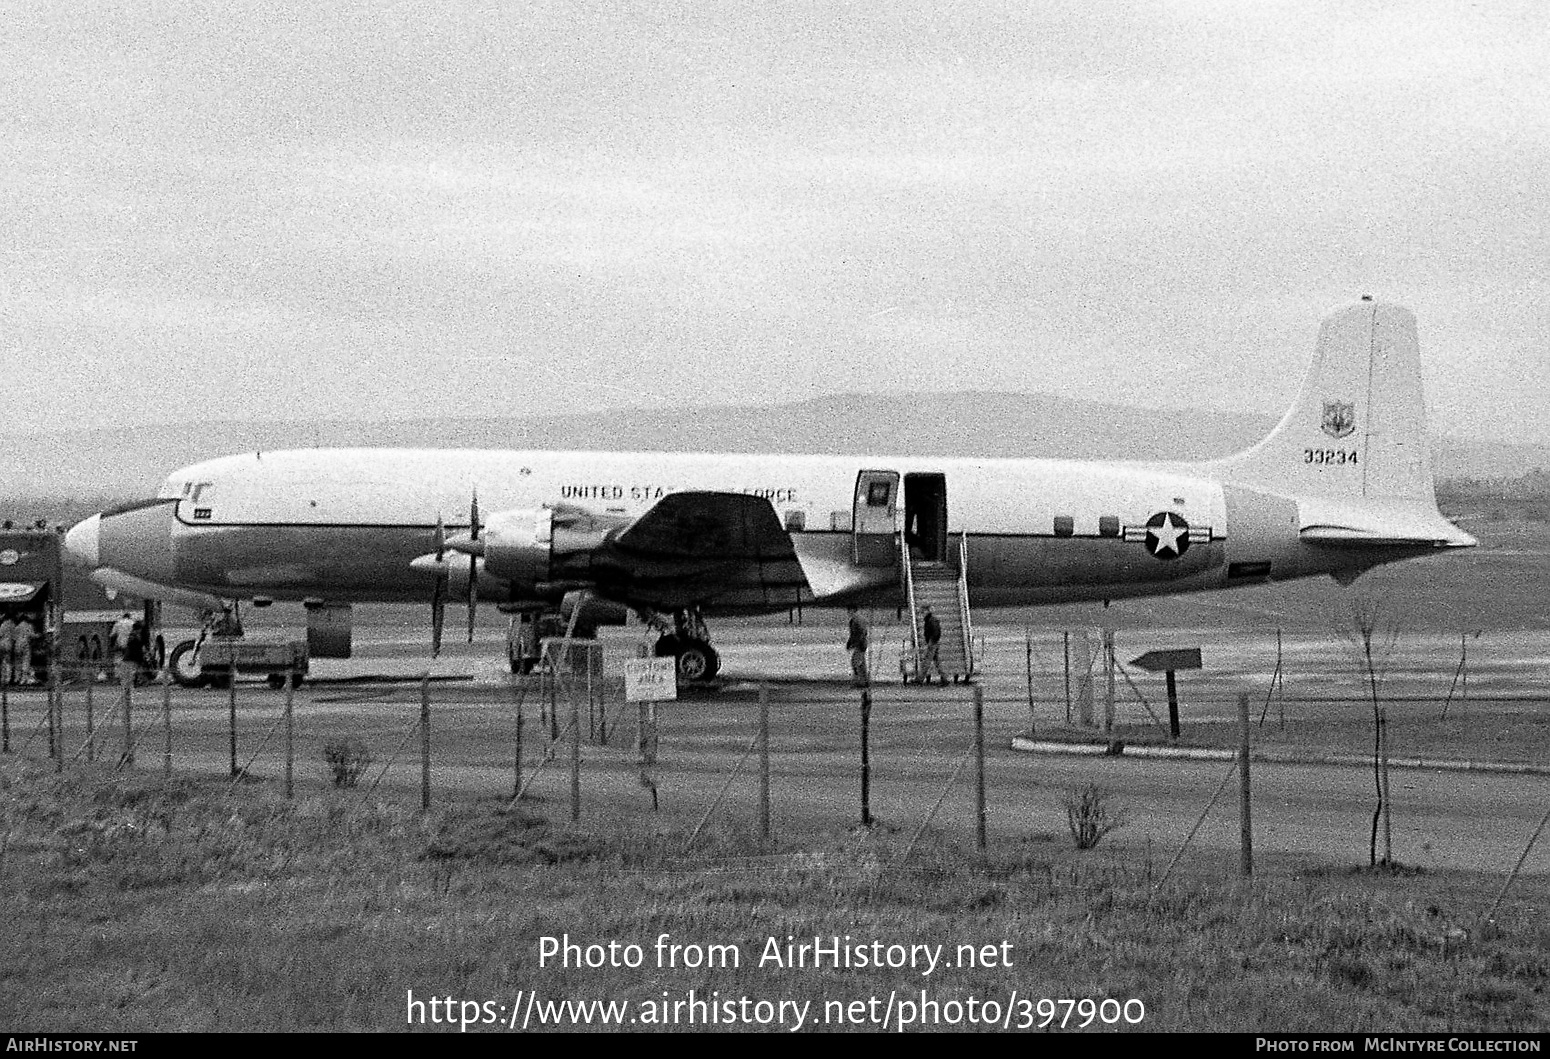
1215, 299, 1434, 501
1211, 299, 1474, 550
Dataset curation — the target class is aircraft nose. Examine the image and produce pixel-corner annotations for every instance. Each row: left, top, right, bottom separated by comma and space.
64, 514, 101, 569
92, 501, 181, 584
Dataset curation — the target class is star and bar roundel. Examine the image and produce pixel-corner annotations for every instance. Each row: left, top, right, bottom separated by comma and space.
1120, 511, 1202, 560
1143, 511, 1189, 559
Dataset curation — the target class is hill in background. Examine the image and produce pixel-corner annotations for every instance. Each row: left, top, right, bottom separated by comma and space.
3, 391, 1547, 503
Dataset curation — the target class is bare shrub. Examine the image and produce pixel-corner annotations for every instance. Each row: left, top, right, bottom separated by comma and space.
322, 738, 372, 789
1062, 783, 1128, 850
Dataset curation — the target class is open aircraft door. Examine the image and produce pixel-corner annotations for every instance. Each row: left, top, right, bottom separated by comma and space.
852, 469, 900, 566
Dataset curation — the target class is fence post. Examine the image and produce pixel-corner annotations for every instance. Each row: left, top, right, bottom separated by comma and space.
859, 688, 871, 827
284, 667, 294, 798
1379, 706, 1392, 865
595, 644, 608, 747
1103, 629, 1116, 733
162, 674, 172, 779
48, 625, 60, 766
759, 683, 770, 847
46, 666, 57, 765
570, 682, 581, 822
513, 689, 524, 801
1276, 627, 1285, 728
228, 670, 238, 778
85, 677, 95, 763
548, 658, 559, 741
122, 678, 134, 768
2, 679, 8, 753
1062, 631, 1071, 725
1024, 629, 1035, 733
420, 674, 431, 812
1238, 691, 1252, 878
974, 683, 986, 854
587, 648, 596, 743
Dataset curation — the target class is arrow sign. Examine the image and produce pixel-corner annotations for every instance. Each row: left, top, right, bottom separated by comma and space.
1129, 648, 1202, 673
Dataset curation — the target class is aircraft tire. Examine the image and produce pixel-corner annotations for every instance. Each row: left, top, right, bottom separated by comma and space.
675, 639, 717, 683
169, 640, 204, 689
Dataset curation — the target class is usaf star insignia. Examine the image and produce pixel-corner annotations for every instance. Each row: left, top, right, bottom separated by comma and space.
1144, 511, 1190, 559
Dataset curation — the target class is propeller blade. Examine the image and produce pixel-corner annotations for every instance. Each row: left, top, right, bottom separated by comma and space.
466, 490, 480, 643
429, 512, 449, 657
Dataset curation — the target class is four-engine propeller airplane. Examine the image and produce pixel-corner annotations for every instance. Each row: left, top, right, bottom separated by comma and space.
64, 299, 1474, 683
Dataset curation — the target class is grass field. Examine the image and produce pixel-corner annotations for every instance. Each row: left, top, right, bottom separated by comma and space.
0, 757, 1545, 1033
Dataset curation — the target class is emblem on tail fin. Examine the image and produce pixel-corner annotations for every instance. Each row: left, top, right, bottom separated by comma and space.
1321, 400, 1356, 439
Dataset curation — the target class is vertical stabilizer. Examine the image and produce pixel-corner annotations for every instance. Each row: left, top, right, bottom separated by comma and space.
1214, 300, 1434, 503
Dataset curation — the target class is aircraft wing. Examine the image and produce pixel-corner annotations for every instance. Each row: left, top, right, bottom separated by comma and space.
614, 491, 794, 560
601, 492, 808, 611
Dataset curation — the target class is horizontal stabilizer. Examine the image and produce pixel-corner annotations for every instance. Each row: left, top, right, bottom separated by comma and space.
1297, 497, 1477, 549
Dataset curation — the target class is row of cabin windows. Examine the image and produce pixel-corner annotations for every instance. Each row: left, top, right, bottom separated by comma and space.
1053, 515, 1122, 538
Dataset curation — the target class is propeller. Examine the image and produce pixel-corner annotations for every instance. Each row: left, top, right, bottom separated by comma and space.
465, 491, 481, 644
430, 512, 447, 658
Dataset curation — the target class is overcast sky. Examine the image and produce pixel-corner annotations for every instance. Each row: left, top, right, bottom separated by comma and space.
5, 1, 1548, 443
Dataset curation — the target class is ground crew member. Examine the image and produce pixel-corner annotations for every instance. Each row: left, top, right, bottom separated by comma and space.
0, 618, 16, 685
125, 620, 147, 685
922, 605, 946, 684
109, 611, 134, 681
846, 606, 869, 687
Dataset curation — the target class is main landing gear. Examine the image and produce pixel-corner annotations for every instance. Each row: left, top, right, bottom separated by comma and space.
653, 609, 721, 683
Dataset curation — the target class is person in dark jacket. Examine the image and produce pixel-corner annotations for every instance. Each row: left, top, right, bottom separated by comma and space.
124, 621, 147, 685
921, 605, 946, 684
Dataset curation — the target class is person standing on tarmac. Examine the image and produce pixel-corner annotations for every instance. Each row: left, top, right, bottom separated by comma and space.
109, 611, 134, 682
846, 606, 870, 687
921, 605, 946, 684
0, 617, 15, 685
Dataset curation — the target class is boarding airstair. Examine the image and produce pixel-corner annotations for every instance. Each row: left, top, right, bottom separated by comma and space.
900, 531, 976, 683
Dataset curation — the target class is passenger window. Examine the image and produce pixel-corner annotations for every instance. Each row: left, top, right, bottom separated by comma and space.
1053, 515, 1074, 537
866, 482, 891, 507
1099, 515, 1120, 537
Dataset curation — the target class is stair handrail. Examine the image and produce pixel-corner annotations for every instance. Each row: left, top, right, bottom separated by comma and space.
957, 529, 975, 677
900, 528, 921, 680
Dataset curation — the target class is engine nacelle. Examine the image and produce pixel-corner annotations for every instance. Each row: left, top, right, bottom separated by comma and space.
479, 507, 615, 592
560, 590, 630, 628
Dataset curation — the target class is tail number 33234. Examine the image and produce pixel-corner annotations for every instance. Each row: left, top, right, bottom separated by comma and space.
1304, 448, 1358, 465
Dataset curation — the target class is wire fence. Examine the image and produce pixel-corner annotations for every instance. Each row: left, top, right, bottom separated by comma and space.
1, 632, 1545, 918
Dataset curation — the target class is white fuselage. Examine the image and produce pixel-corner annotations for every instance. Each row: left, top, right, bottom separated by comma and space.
67, 445, 1362, 612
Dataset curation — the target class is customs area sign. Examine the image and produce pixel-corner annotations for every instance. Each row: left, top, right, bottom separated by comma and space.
625, 657, 678, 702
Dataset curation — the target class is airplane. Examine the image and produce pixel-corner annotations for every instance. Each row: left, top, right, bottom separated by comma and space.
63, 298, 1474, 685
